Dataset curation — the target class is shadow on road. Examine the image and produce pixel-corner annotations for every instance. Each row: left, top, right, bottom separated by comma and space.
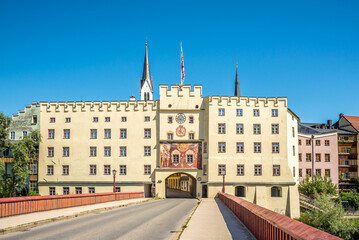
166, 188, 194, 198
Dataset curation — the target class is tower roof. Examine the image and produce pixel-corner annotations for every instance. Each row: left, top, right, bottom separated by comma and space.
234, 64, 240, 97
140, 43, 153, 92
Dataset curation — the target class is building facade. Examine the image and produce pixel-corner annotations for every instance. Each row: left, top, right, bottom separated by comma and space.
298, 122, 339, 186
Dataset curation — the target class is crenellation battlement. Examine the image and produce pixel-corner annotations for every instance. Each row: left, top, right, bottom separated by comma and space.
160, 84, 202, 98
209, 96, 287, 108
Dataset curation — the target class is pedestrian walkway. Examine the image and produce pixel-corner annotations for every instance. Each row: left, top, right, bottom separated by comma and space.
181, 198, 255, 240
0, 197, 147, 232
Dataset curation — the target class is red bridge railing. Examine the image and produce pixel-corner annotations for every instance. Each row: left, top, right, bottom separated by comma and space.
0, 191, 144, 218
218, 193, 340, 240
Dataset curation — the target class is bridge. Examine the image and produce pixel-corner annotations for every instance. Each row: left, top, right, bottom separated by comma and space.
0, 192, 340, 239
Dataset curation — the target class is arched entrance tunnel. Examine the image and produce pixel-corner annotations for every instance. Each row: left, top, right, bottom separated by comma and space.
165, 173, 196, 198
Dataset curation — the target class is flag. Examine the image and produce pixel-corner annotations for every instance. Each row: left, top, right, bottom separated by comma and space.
180, 42, 185, 85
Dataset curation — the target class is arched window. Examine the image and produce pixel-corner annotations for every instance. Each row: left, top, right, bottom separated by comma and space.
271, 186, 282, 197
235, 186, 245, 197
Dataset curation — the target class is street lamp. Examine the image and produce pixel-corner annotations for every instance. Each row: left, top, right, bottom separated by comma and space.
222, 169, 226, 193
112, 169, 117, 192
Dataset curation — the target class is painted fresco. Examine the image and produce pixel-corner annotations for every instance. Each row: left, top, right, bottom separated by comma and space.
160, 143, 202, 169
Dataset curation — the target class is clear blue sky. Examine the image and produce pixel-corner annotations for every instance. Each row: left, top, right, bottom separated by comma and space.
0, 0, 358, 123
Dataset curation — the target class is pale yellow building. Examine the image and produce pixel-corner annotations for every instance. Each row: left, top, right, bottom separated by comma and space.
37, 45, 300, 217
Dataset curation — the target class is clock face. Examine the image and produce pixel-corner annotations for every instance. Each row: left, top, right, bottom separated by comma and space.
176, 113, 186, 124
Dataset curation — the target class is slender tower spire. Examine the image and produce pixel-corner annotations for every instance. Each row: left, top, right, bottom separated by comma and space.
140, 42, 153, 101
234, 61, 240, 97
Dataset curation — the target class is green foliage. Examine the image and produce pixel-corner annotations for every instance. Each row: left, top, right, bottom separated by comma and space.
28, 190, 40, 196
298, 174, 337, 195
0, 112, 11, 154
340, 191, 359, 210
298, 194, 358, 240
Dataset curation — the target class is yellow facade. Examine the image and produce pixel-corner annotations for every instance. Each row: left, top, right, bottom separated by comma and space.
38, 84, 300, 217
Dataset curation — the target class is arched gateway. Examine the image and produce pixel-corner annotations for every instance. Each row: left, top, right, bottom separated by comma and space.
165, 173, 196, 198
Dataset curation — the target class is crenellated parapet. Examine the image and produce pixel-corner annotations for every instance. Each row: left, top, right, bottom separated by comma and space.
208, 96, 287, 108
159, 85, 203, 110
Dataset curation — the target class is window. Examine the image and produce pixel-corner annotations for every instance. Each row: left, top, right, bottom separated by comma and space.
121, 117, 127, 122
90, 165, 97, 175
325, 154, 330, 162
50, 117, 55, 123
203, 164, 207, 175
254, 165, 262, 175
48, 129, 55, 139
145, 116, 150, 122
325, 140, 330, 146
104, 129, 111, 139
272, 109, 278, 117
189, 116, 194, 123
65, 117, 71, 123
236, 109, 243, 116
254, 142, 261, 153
93, 117, 98, 122
189, 133, 194, 140
32, 115, 38, 124
299, 168, 302, 177
306, 139, 311, 145
30, 181, 38, 192
168, 133, 173, 140
218, 123, 226, 134
10, 131, 15, 140
90, 147, 97, 157
63, 147, 70, 157
173, 154, 179, 164
236, 124, 244, 134
120, 129, 127, 139
144, 128, 151, 138
218, 108, 225, 116
76, 187, 82, 194
271, 124, 279, 134
218, 142, 226, 153
90, 129, 97, 139
47, 165, 54, 175
144, 165, 151, 175
235, 186, 245, 197
104, 165, 111, 175
120, 165, 127, 175
144, 146, 151, 156
168, 116, 173, 123
272, 143, 279, 153
203, 142, 207, 153
88, 187, 95, 194
298, 139, 302, 145
49, 187, 55, 195
237, 142, 244, 153
64, 129, 70, 139
306, 169, 312, 177
293, 167, 296, 177
271, 187, 281, 197
120, 146, 127, 157
104, 147, 111, 157
63, 187, 69, 195
48, 147, 54, 157
218, 165, 226, 175
253, 109, 260, 116
325, 169, 331, 177
273, 165, 280, 176
315, 140, 321, 146
315, 154, 321, 162
306, 153, 312, 162
253, 124, 261, 134
292, 127, 295, 137
237, 165, 244, 176
293, 145, 295, 156
30, 162, 38, 174
187, 154, 194, 164
105, 117, 110, 122
299, 153, 302, 162
62, 165, 69, 175
23, 131, 27, 137
115, 187, 121, 192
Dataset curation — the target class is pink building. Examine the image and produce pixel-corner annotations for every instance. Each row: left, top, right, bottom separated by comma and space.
298, 122, 339, 186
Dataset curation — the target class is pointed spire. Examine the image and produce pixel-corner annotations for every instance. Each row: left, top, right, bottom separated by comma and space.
141, 42, 152, 91
234, 61, 240, 97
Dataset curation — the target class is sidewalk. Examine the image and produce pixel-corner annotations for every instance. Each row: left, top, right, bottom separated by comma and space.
180, 198, 255, 240
0, 197, 148, 232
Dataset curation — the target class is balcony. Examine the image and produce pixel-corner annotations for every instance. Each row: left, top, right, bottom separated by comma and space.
339, 160, 358, 167
338, 136, 357, 143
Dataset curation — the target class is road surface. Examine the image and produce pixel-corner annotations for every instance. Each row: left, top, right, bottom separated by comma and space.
0, 198, 198, 240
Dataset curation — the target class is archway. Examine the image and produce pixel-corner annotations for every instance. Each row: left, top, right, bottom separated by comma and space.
165, 173, 196, 198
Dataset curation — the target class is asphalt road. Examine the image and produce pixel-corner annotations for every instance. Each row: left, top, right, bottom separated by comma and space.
0, 198, 198, 240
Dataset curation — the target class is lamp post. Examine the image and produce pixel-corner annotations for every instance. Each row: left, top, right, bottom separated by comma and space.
112, 169, 117, 192
222, 169, 226, 193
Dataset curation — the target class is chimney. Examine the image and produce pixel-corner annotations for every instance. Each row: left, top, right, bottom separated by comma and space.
130, 96, 136, 101
339, 113, 344, 118
327, 120, 332, 128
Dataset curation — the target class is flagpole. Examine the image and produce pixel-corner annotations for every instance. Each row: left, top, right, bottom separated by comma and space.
180, 42, 185, 87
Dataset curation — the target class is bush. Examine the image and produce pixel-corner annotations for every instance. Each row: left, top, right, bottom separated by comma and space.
28, 190, 40, 196
298, 174, 337, 196
340, 191, 359, 210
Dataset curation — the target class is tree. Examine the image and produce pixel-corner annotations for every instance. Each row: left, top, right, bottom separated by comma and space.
0, 112, 11, 156
298, 174, 337, 196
